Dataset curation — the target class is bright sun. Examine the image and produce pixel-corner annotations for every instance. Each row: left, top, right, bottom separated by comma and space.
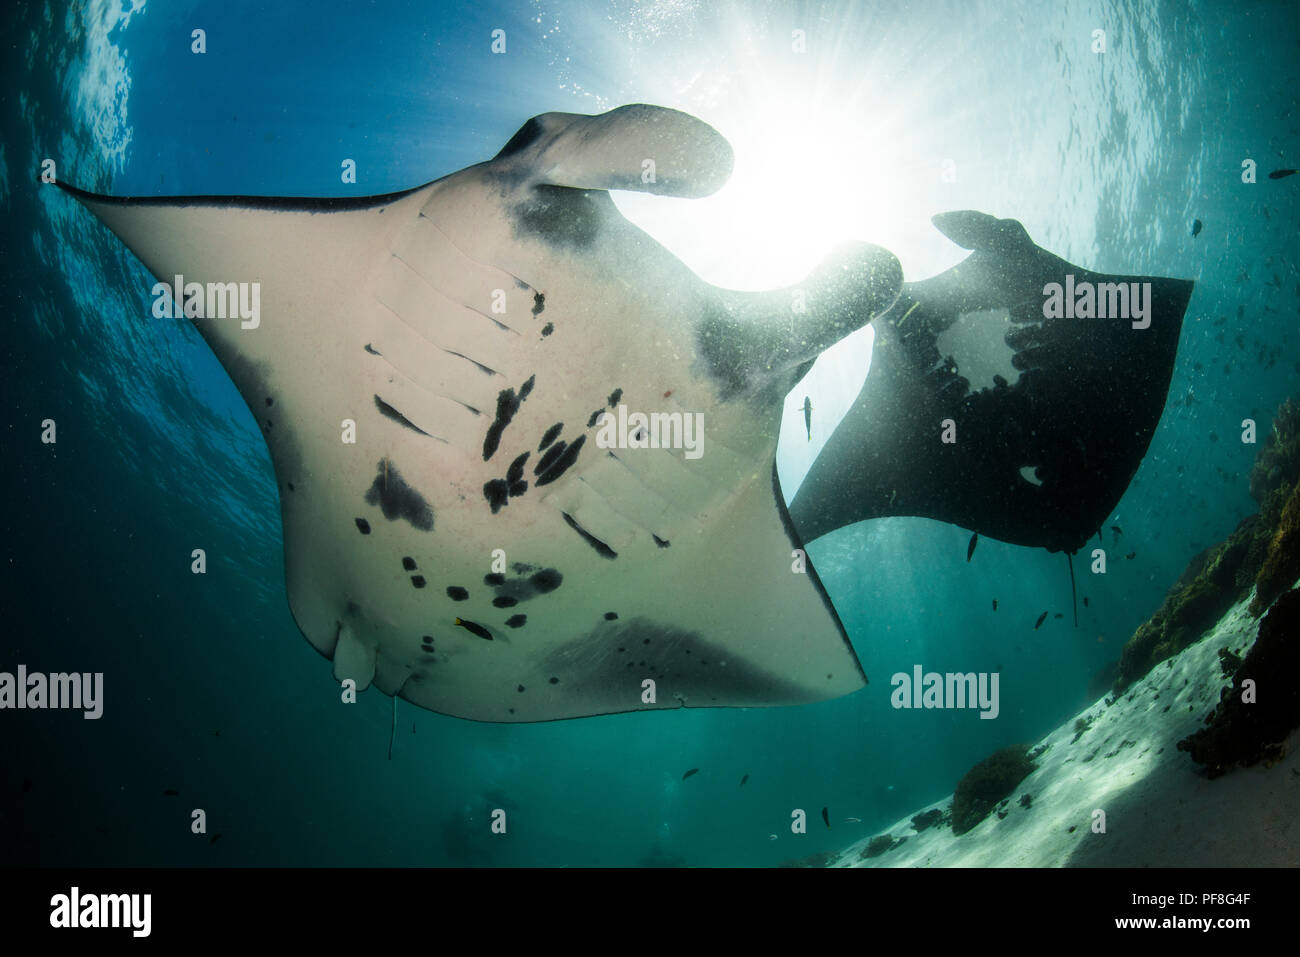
612, 95, 915, 292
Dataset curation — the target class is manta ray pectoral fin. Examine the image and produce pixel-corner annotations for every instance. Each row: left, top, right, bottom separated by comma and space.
496, 103, 735, 198
790, 210, 1193, 554
703, 242, 903, 403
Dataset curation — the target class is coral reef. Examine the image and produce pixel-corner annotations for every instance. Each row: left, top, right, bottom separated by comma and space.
1217, 647, 1243, 676
1071, 714, 1093, 743
1251, 481, 1300, 615
1114, 397, 1300, 691
1114, 528, 1256, 690
859, 833, 908, 858
1177, 588, 1300, 778
950, 744, 1037, 836
1248, 398, 1300, 503
910, 807, 948, 832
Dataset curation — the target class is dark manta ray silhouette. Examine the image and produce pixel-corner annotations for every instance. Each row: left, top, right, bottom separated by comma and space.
54, 104, 1189, 722
789, 211, 1193, 555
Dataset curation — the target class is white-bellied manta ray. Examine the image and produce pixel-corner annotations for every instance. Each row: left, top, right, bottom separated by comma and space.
55, 104, 1192, 722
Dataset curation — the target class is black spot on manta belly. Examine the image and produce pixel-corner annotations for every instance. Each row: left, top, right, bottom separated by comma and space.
605, 612, 618, 620
608, 388, 622, 407
535, 435, 586, 487
364, 459, 434, 531
411, 576, 426, 589
482, 567, 564, 606
534, 440, 567, 475
483, 382, 526, 461
541, 322, 554, 337
446, 586, 469, 601
532, 292, 545, 316
483, 479, 510, 514
539, 422, 563, 451
355, 518, 371, 534
531, 569, 562, 593
402, 557, 417, 571
364, 343, 381, 355
506, 452, 530, 489
506, 614, 527, 628
653, 535, 670, 548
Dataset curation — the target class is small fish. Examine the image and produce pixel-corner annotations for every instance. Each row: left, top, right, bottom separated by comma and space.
821, 806, 830, 829
162, 789, 179, 797
1191, 218, 1202, 238
992, 599, 998, 611
966, 531, 978, 562
1083, 596, 1090, 607
739, 774, 749, 787
1268, 168, 1298, 179
454, 617, 493, 641
1054, 613, 1064, 619
682, 768, 699, 781
1033, 611, 1048, 630
843, 816, 861, 824
768, 834, 778, 841
1126, 551, 1136, 560
803, 396, 813, 441
210, 833, 222, 844
1110, 524, 1122, 541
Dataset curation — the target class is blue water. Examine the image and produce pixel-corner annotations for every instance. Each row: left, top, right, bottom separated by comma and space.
2, 0, 1297, 866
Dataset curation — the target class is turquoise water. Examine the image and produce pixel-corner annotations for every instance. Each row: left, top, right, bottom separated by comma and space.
2, 0, 1297, 866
